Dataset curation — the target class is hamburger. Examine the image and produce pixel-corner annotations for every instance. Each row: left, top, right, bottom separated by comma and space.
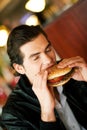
47, 64, 75, 87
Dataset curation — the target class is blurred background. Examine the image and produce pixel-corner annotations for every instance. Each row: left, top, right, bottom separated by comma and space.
0, 0, 79, 111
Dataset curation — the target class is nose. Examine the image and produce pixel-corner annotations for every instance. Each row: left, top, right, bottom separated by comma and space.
41, 53, 52, 68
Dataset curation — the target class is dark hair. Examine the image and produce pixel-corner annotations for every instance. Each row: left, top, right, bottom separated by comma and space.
7, 24, 48, 68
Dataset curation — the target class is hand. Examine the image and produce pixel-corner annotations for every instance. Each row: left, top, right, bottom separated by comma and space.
32, 70, 56, 122
57, 56, 87, 82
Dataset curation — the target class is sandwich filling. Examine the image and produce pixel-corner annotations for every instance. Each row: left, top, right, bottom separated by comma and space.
47, 68, 74, 85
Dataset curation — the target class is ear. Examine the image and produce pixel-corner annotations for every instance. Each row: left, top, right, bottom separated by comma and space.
13, 63, 25, 75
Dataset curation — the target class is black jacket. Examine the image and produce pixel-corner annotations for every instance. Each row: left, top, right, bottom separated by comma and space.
63, 79, 87, 129
1, 75, 87, 130
1, 75, 66, 130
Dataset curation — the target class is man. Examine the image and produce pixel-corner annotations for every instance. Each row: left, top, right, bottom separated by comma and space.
1, 25, 87, 130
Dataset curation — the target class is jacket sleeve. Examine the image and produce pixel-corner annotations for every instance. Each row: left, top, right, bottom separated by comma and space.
40, 120, 61, 130
1, 113, 63, 130
1, 113, 35, 130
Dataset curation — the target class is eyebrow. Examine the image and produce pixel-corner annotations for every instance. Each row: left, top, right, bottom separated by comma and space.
29, 42, 51, 59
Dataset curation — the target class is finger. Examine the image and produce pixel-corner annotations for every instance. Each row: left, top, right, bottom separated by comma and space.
57, 56, 85, 68
41, 70, 48, 88
33, 72, 43, 90
67, 61, 87, 68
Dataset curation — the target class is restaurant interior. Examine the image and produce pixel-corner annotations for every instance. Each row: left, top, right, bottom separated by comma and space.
0, 0, 87, 115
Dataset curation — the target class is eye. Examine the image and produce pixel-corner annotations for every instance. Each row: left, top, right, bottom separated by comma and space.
46, 45, 52, 53
33, 55, 40, 61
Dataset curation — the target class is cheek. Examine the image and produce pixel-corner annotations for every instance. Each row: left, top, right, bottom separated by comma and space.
49, 51, 56, 61
25, 64, 41, 84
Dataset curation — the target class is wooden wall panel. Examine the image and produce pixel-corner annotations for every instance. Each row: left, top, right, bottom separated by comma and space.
45, 0, 87, 61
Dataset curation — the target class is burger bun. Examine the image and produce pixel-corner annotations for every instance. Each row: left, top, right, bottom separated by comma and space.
47, 64, 74, 87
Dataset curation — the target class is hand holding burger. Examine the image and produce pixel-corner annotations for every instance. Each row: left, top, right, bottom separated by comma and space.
56, 56, 87, 82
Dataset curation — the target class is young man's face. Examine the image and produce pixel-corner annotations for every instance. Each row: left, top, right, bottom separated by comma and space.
17, 34, 56, 84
